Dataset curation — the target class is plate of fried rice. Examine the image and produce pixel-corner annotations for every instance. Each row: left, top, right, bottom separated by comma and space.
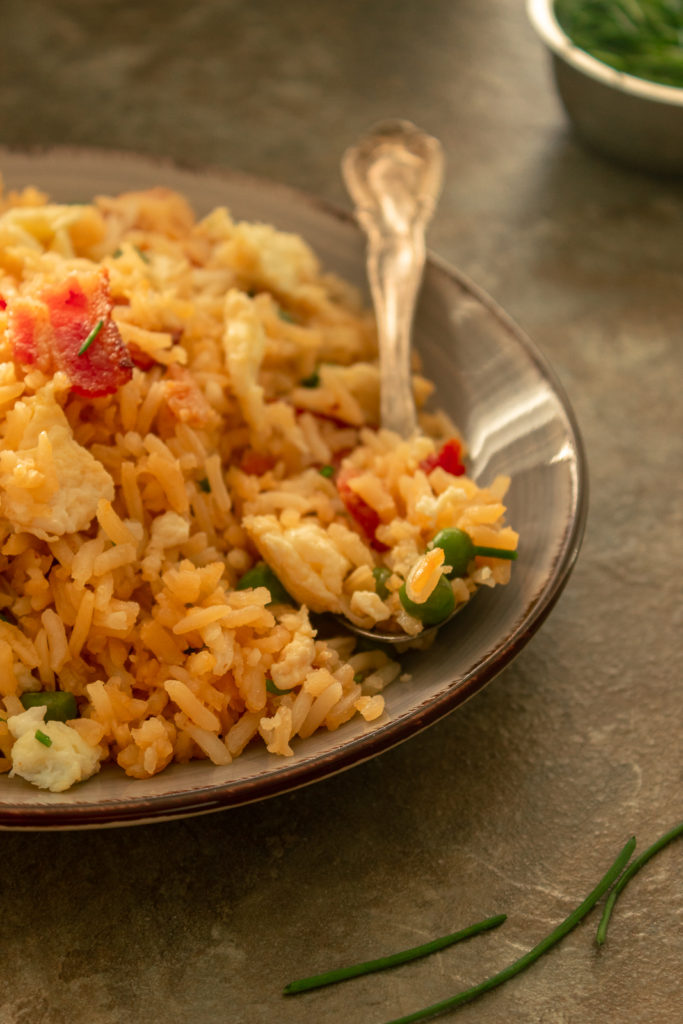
0, 147, 587, 828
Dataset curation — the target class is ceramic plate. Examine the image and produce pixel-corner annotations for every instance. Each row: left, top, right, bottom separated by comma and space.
0, 147, 587, 829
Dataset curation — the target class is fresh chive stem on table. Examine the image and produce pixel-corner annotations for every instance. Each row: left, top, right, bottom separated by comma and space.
283, 914, 507, 995
379, 836, 636, 1024
596, 820, 683, 945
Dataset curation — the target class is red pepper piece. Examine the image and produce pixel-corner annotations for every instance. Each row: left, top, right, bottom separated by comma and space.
337, 467, 389, 551
240, 451, 276, 476
8, 269, 133, 398
419, 438, 466, 477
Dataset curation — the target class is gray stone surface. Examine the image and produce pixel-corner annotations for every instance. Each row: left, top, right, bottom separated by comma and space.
1, 1, 681, 1022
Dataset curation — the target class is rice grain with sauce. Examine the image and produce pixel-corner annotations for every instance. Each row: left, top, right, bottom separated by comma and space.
0, 183, 518, 792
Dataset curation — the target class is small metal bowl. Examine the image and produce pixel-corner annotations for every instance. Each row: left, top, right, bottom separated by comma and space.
527, 0, 683, 174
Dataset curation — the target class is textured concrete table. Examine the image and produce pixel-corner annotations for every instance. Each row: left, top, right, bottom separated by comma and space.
1, 2, 681, 1022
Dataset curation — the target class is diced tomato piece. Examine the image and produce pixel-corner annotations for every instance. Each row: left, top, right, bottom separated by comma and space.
0, 296, 6, 311
7, 269, 133, 398
419, 438, 466, 477
164, 365, 216, 427
240, 450, 276, 476
337, 467, 389, 551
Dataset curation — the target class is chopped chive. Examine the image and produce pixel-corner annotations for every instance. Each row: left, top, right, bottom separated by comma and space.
319, 465, 335, 479
134, 245, 151, 264
284, 914, 507, 996
300, 369, 320, 388
112, 247, 123, 258
278, 308, 296, 323
77, 319, 104, 356
353, 672, 364, 684
372, 566, 392, 600
377, 837, 636, 1024
198, 477, 211, 493
266, 678, 289, 696
596, 821, 683, 945
473, 545, 517, 560
35, 729, 52, 748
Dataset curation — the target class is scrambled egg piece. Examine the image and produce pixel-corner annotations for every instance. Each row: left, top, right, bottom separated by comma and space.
243, 513, 359, 613
222, 289, 267, 438
228, 221, 319, 298
0, 383, 114, 540
270, 630, 317, 691
8, 706, 101, 792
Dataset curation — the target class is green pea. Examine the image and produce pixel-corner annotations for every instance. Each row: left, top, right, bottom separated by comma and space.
372, 566, 392, 600
432, 526, 518, 576
399, 574, 455, 625
236, 562, 292, 605
20, 691, 78, 722
431, 527, 476, 578
265, 678, 289, 696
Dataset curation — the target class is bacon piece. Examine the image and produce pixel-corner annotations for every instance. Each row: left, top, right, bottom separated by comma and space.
7, 269, 133, 398
336, 467, 389, 552
419, 438, 466, 477
127, 345, 157, 371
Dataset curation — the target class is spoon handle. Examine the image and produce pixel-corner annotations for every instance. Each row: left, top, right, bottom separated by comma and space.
342, 120, 444, 438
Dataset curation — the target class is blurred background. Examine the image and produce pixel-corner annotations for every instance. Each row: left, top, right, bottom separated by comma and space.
1, 2, 681, 1022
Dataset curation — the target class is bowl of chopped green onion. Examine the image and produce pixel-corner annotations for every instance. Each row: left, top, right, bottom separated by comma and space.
527, 0, 683, 173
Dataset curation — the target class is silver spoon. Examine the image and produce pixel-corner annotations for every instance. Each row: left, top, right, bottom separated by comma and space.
336, 119, 464, 645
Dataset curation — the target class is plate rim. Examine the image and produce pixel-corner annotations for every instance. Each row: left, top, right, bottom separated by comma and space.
0, 145, 589, 828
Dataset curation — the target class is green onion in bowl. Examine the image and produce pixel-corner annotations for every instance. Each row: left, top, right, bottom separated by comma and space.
554, 0, 683, 89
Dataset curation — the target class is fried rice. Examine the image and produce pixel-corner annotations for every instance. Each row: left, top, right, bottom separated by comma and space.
0, 182, 518, 792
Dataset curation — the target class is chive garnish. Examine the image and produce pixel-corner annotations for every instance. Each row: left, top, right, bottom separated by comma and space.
372, 565, 392, 600
377, 837, 636, 1024
198, 477, 211, 493
278, 308, 296, 323
35, 729, 52, 748
596, 821, 683, 945
300, 370, 320, 388
266, 678, 289, 696
555, 0, 683, 89
319, 465, 334, 478
284, 914, 507, 996
112, 247, 123, 258
134, 245, 151, 264
77, 319, 104, 356
353, 672, 364, 684
472, 545, 517, 560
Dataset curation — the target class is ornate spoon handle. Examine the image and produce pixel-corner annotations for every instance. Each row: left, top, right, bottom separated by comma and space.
342, 119, 444, 438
